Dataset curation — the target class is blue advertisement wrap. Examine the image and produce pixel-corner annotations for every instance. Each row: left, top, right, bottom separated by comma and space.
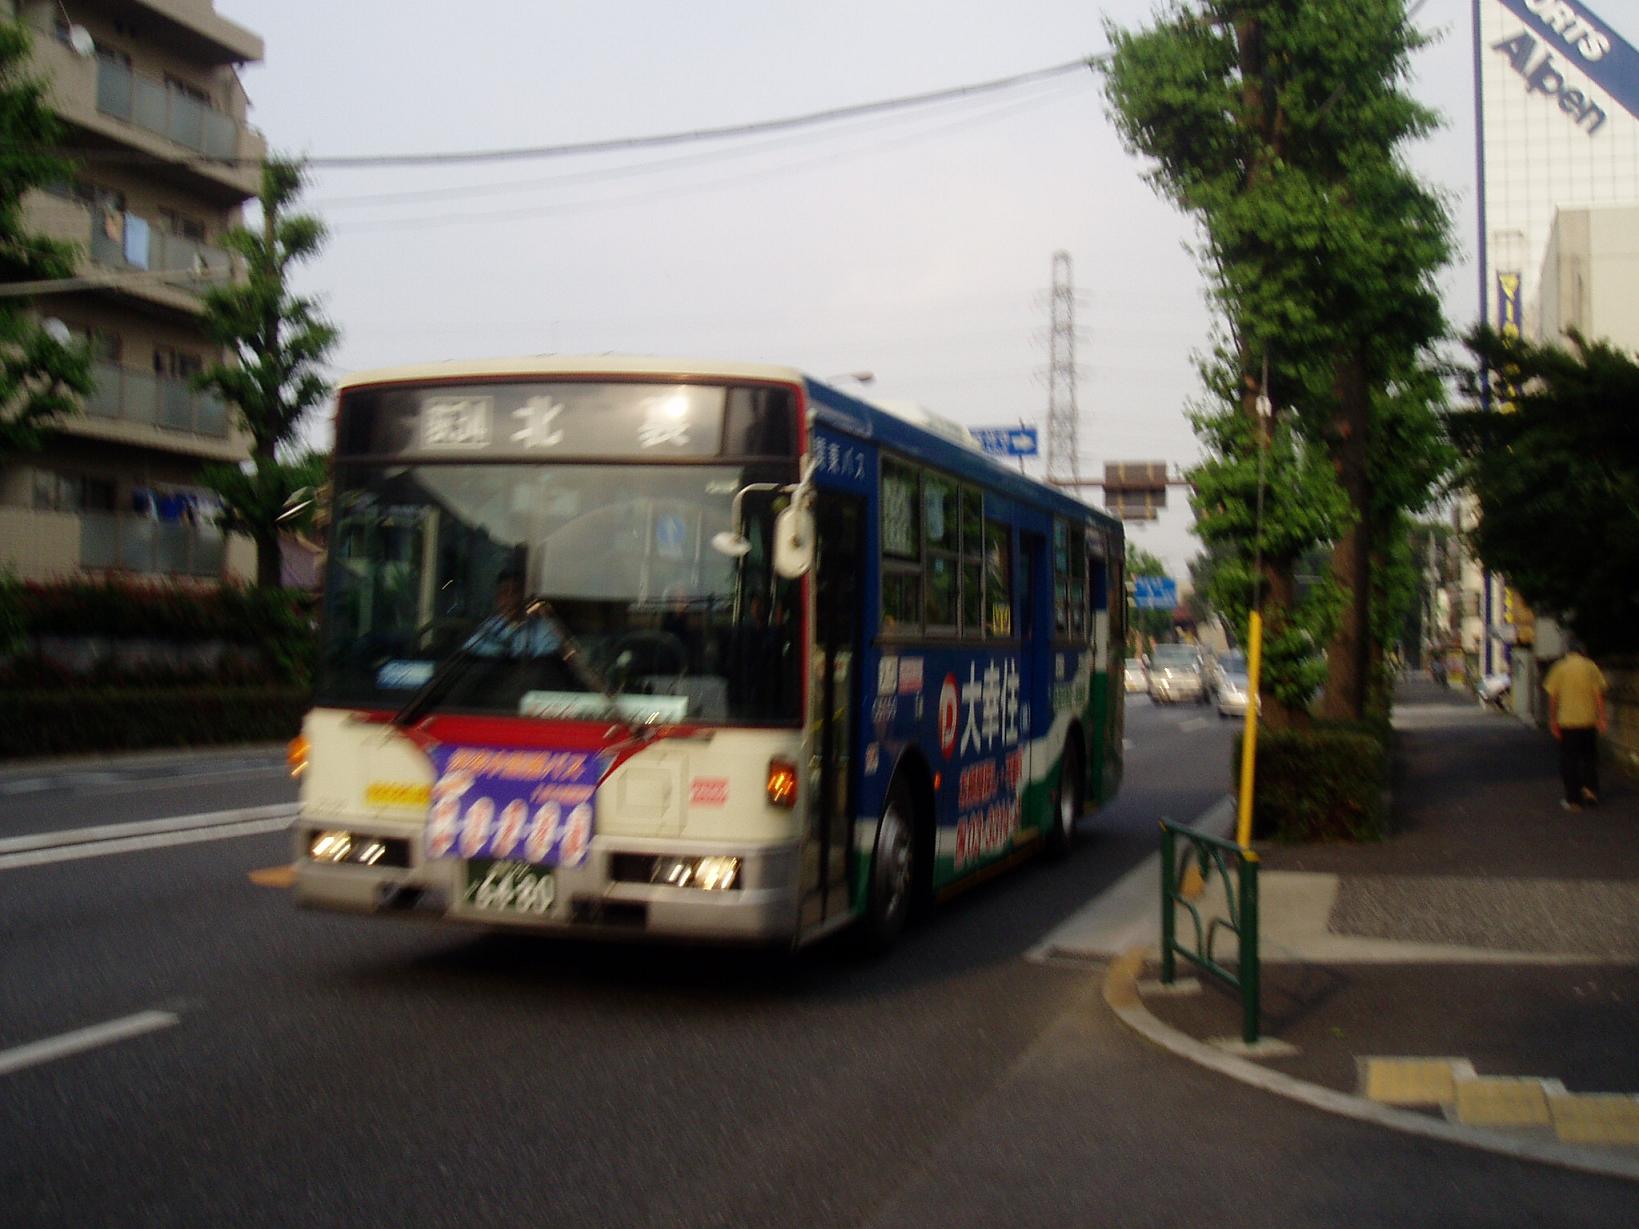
1498, 0, 1639, 125
422, 745, 611, 867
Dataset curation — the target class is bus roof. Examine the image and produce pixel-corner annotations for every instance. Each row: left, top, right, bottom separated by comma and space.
337, 355, 807, 391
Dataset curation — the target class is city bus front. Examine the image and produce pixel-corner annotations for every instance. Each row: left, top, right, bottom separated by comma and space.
293, 363, 815, 943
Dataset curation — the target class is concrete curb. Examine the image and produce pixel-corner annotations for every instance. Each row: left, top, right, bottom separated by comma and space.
1101, 948, 1639, 1185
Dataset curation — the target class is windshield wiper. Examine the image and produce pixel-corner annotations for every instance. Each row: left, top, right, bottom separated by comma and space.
391, 645, 482, 727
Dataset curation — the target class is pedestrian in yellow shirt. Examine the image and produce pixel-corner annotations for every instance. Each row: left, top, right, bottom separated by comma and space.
1543, 636, 1609, 812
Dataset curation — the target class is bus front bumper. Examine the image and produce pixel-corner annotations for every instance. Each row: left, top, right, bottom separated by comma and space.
294, 823, 803, 944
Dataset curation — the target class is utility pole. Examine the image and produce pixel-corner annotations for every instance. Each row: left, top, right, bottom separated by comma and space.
1045, 250, 1080, 488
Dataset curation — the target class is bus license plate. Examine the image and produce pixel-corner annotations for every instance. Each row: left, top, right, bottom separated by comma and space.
464, 859, 555, 916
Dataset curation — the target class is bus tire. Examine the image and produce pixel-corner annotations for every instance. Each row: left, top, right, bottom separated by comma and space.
859, 778, 917, 953
1046, 735, 1082, 860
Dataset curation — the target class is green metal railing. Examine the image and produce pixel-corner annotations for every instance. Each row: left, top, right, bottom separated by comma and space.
1159, 819, 1262, 1044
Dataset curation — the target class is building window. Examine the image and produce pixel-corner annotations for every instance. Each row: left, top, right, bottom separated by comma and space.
154, 347, 203, 380
158, 209, 207, 242
33, 470, 116, 513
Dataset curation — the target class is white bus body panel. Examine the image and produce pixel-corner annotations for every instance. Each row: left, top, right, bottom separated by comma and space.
294, 708, 808, 944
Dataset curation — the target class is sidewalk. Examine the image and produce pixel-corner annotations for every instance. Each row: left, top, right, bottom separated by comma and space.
1059, 676, 1639, 1174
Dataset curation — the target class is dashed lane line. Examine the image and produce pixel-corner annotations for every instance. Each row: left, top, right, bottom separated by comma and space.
0, 1011, 180, 1078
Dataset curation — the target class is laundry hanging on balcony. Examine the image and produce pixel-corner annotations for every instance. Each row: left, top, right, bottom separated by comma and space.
123, 214, 150, 269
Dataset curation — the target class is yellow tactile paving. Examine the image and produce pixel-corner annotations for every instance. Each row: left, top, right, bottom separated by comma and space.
1361, 1058, 1460, 1106
1548, 1094, 1639, 1146
1453, 1078, 1551, 1128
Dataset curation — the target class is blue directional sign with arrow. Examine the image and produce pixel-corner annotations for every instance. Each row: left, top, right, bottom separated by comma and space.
1133, 576, 1178, 609
971, 426, 1039, 458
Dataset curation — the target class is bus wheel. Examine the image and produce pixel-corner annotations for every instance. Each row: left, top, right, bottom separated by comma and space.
860, 780, 916, 952
1046, 737, 1082, 860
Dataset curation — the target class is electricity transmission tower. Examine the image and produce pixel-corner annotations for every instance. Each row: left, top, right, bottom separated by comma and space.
1044, 250, 1081, 487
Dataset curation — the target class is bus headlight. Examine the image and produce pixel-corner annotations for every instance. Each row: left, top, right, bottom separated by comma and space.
650, 855, 742, 891
309, 830, 352, 862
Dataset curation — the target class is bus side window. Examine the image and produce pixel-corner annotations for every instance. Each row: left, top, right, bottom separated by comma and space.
984, 520, 1012, 638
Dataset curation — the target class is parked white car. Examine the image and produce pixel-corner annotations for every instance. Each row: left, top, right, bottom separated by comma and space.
1123, 659, 1148, 694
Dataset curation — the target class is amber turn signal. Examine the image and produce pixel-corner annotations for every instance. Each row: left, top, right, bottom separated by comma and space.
765, 757, 798, 808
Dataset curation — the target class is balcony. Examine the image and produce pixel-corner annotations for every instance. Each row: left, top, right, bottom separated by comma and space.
85, 361, 230, 439
96, 59, 243, 162
86, 206, 234, 305
0, 506, 248, 582
79, 509, 226, 578
29, 34, 264, 201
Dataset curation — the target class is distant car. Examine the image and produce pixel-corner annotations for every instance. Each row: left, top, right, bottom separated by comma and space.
1205, 651, 1247, 703
1215, 669, 1259, 719
1123, 659, 1148, 694
1147, 644, 1206, 704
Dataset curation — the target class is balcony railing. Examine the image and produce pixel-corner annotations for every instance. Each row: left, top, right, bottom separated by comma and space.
95, 59, 244, 161
84, 361, 231, 439
79, 511, 226, 579
87, 208, 233, 292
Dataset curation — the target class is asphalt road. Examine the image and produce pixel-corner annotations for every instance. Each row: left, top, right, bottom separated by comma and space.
2, 705, 1632, 1227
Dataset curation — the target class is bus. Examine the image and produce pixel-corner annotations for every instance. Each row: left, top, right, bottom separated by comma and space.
291, 356, 1125, 949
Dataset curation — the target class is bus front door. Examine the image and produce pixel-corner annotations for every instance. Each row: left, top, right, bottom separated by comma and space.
802, 496, 863, 934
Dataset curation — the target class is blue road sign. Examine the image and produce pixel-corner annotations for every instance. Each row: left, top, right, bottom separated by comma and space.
1133, 576, 1178, 609
972, 426, 1039, 458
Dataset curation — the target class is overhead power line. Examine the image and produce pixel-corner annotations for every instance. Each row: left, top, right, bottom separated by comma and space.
27, 55, 1103, 171
328, 81, 1085, 234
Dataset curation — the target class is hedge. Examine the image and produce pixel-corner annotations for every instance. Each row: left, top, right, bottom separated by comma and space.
0, 686, 310, 758
17, 579, 315, 645
1233, 721, 1391, 842
3, 579, 317, 688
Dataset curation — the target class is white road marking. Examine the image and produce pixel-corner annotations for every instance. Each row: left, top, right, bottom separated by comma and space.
73, 765, 290, 796
0, 1010, 180, 1078
0, 806, 295, 871
1121, 738, 1134, 750
0, 779, 52, 795
1178, 717, 1208, 732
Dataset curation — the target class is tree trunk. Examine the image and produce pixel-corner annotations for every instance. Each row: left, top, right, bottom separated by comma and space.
1322, 351, 1371, 721
255, 526, 282, 589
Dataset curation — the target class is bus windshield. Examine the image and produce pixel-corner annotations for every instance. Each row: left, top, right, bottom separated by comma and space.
315, 461, 801, 725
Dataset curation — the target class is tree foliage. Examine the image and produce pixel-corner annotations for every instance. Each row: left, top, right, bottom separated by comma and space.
0, 19, 91, 459
196, 157, 337, 588
1449, 326, 1639, 653
1103, 0, 1452, 724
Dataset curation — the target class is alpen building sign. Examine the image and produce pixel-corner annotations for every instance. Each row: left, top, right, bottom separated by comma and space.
1492, 0, 1639, 134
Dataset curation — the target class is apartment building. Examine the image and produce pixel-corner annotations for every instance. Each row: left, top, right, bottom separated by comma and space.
0, 0, 263, 583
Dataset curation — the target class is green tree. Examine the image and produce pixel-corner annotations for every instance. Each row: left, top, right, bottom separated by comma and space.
0, 19, 91, 459
1103, 0, 1451, 725
196, 157, 337, 588
1448, 326, 1639, 654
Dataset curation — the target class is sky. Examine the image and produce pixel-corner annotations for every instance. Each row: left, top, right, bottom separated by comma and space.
217, 0, 1485, 582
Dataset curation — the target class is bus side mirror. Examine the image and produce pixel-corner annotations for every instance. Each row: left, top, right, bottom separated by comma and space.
773, 502, 814, 579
